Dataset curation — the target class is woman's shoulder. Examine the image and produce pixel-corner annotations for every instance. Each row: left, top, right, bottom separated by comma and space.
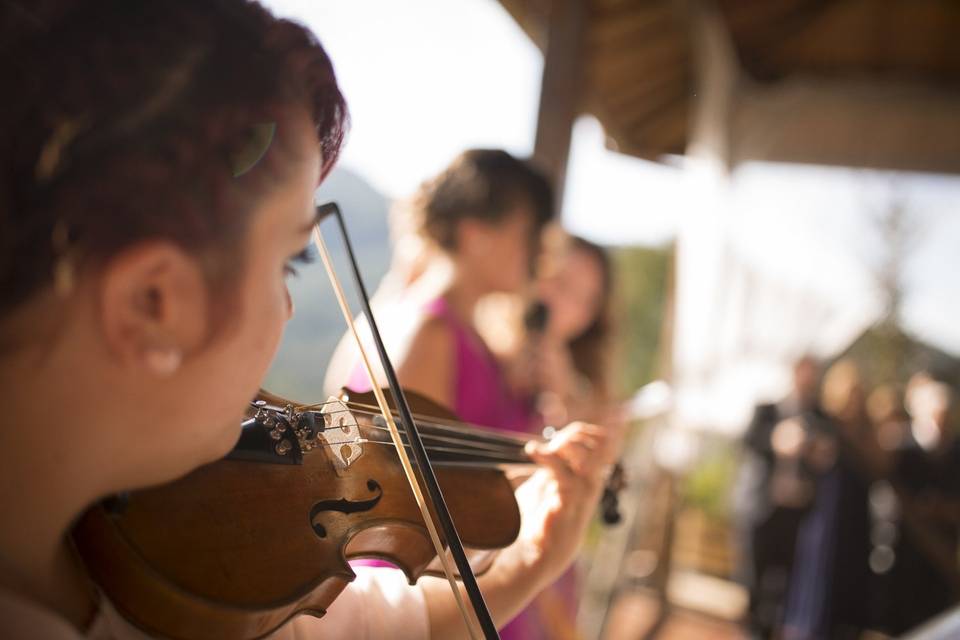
0, 586, 153, 640
396, 309, 456, 408
408, 309, 455, 355
0, 571, 428, 640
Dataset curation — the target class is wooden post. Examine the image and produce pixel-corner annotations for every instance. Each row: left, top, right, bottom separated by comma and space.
533, 0, 586, 212
683, 0, 739, 169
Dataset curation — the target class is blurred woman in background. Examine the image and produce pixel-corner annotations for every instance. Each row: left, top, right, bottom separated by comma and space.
322, 198, 450, 397
359, 148, 553, 434
512, 232, 619, 640
515, 232, 617, 427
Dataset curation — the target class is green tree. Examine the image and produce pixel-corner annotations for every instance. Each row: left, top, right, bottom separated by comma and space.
612, 244, 673, 396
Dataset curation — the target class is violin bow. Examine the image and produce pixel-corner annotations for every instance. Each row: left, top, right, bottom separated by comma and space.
313, 202, 499, 640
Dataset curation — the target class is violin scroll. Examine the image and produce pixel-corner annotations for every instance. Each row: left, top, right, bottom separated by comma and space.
600, 463, 626, 525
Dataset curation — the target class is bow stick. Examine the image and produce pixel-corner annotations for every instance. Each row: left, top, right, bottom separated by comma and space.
313, 202, 499, 640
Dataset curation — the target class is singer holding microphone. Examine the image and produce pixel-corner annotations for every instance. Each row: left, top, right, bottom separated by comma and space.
510, 233, 617, 428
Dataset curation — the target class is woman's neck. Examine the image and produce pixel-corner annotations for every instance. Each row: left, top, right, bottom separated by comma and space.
442, 270, 488, 325
0, 357, 101, 629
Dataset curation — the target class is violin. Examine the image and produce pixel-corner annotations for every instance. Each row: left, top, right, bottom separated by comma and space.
73, 387, 538, 639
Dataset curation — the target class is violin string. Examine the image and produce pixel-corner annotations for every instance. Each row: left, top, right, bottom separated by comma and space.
250, 407, 528, 458
263, 404, 534, 450
345, 401, 534, 442
334, 415, 529, 455
308, 418, 528, 458
343, 441, 531, 464
368, 429, 527, 454
301, 437, 529, 463
329, 426, 526, 457
254, 400, 540, 459
293, 398, 533, 445
255, 414, 525, 459
337, 401, 536, 444
356, 413, 530, 446
262, 397, 536, 447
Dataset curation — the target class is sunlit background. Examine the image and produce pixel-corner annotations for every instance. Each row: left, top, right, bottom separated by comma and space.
259, 1, 960, 638
263, 0, 959, 421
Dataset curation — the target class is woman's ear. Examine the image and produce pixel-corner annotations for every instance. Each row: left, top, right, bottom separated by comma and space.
97, 241, 209, 376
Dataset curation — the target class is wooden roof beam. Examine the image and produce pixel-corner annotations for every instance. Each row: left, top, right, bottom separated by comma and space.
533, 0, 587, 210
586, 2, 681, 51
593, 70, 691, 120
587, 36, 689, 89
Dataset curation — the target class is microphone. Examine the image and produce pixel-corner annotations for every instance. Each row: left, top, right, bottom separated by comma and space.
523, 300, 549, 335
523, 300, 550, 401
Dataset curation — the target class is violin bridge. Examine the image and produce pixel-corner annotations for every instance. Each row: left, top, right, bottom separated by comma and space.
319, 398, 364, 476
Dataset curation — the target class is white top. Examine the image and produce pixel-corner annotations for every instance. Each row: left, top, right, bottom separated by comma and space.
0, 567, 430, 640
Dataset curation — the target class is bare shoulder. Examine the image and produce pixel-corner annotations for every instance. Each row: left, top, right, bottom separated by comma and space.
408, 314, 453, 357
396, 314, 454, 407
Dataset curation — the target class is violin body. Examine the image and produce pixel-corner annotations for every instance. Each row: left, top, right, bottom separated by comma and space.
73, 389, 521, 640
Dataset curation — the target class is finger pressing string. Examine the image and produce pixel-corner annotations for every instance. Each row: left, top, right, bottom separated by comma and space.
524, 441, 575, 482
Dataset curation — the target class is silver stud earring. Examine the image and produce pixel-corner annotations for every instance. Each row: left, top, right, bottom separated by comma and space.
144, 346, 182, 376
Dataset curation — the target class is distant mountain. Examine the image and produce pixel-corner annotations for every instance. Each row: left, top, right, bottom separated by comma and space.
264, 165, 392, 400
316, 164, 393, 254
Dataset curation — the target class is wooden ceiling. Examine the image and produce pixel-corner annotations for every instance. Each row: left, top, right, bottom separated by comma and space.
719, 0, 960, 85
498, 0, 960, 162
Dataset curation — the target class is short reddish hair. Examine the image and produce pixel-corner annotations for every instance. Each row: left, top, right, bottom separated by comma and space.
0, 0, 348, 315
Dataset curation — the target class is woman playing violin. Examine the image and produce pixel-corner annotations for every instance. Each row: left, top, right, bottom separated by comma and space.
0, 1, 621, 638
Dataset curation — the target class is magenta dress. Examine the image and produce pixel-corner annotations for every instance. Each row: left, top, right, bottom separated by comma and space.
347, 297, 534, 431
347, 297, 575, 640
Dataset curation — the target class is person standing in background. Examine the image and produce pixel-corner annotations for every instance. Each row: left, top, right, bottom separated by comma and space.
781, 359, 872, 640
733, 356, 824, 639
884, 378, 960, 634
342, 148, 566, 639
346, 149, 552, 432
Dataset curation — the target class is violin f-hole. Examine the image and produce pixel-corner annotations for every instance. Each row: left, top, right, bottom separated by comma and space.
310, 479, 384, 538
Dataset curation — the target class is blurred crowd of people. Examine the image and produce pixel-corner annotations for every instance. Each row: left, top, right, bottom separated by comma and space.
735, 357, 960, 639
